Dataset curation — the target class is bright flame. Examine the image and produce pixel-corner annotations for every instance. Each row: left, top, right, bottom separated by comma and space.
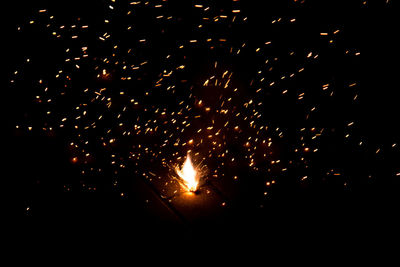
176, 154, 199, 192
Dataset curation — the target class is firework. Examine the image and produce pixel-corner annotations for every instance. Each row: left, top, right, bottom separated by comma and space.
11, 0, 398, 222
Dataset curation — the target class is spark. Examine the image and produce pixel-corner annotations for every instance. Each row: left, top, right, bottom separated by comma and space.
175, 154, 199, 193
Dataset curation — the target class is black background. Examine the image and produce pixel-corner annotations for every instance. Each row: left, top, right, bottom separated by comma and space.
4, 0, 400, 254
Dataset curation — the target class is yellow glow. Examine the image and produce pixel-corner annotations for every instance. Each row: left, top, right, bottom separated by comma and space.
176, 154, 199, 192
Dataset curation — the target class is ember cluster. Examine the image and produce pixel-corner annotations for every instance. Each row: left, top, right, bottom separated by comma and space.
10, 0, 399, 212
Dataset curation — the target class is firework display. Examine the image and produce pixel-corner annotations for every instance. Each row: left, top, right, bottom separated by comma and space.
9, 0, 399, 232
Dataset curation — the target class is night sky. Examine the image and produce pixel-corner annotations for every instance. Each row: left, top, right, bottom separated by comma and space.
6, 0, 400, 251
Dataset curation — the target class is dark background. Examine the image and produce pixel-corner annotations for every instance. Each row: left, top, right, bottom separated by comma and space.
4, 0, 400, 252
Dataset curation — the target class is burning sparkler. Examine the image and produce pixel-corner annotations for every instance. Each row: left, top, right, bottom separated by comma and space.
175, 154, 200, 193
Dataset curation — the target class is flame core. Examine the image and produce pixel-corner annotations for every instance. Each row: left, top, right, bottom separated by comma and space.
176, 154, 199, 192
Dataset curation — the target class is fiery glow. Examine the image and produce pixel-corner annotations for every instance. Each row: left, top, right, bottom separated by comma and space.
176, 154, 199, 192
12, 0, 374, 204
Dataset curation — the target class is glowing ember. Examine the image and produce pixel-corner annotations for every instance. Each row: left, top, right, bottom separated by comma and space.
175, 154, 199, 193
